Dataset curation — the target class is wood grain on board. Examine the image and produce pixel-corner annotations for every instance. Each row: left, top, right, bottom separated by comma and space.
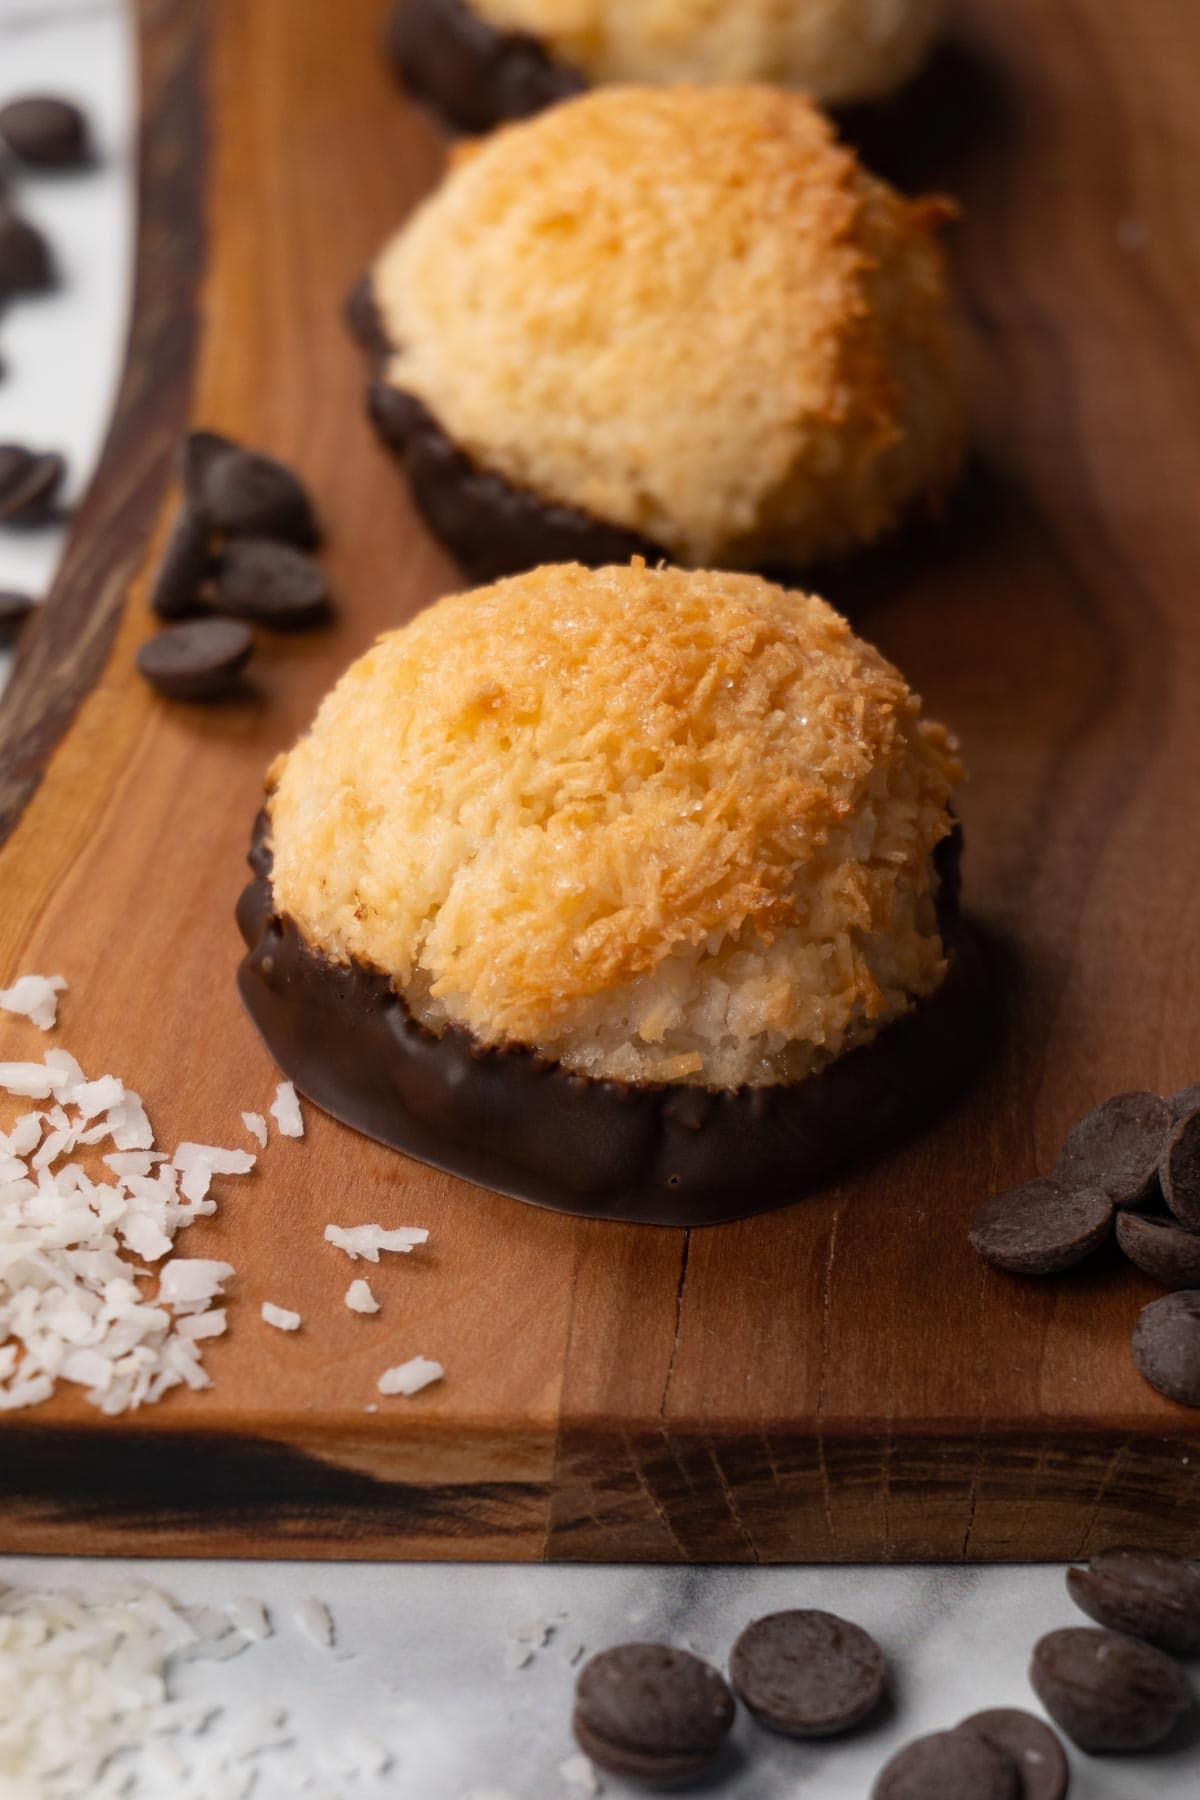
3, 0, 1200, 1561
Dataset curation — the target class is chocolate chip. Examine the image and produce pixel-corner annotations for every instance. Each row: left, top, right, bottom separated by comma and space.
197, 447, 319, 549
180, 427, 240, 499
0, 589, 34, 640
1055, 1091, 1172, 1208
0, 205, 54, 295
729, 1609, 887, 1738
0, 444, 66, 524
136, 618, 253, 702
212, 539, 330, 629
572, 1644, 735, 1784
1170, 1082, 1200, 1123
1117, 1210, 1200, 1290
150, 507, 212, 619
1160, 1109, 1200, 1232
1132, 1290, 1200, 1406
872, 1728, 1018, 1799
1030, 1626, 1193, 1751
0, 96, 90, 169
1066, 1546, 1200, 1657
969, 1178, 1113, 1274
958, 1710, 1068, 1800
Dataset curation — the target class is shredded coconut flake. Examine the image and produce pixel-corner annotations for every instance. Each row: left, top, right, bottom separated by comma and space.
261, 1301, 301, 1332
270, 1080, 304, 1138
377, 1355, 443, 1397
324, 1222, 428, 1262
0, 972, 66, 1030
560, 1752, 602, 1795
294, 1597, 335, 1650
241, 1110, 268, 1147
344, 1278, 380, 1315
0, 1031, 255, 1416
0, 1061, 54, 1098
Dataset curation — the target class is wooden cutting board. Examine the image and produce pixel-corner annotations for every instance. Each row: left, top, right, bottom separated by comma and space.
2, 0, 1200, 1563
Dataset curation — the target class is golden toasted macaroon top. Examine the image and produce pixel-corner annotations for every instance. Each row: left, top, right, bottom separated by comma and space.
471, 0, 945, 103
373, 85, 962, 568
267, 562, 962, 1062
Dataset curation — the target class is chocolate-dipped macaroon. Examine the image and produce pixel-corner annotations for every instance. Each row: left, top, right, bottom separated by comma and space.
350, 85, 964, 584
238, 561, 987, 1226
388, 0, 947, 136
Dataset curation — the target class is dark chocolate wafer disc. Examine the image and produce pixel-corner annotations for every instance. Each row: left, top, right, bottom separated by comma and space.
1131, 1290, 1200, 1408
1054, 1091, 1172, 1208
872, 1729, 1018, 1799
1067, 1545, 1200, 1657
0, 95, 90, 169
1030, 1626, 1193, 1752
137, 618, 253, 702
969, 1178, 1112, 1274
729, 1609, 886, 1738
1160, 1108, 1200, 1231
573, 1644, 734, 1784
1116, 1209, 1200, 1291
959, 1709, 1069, 1800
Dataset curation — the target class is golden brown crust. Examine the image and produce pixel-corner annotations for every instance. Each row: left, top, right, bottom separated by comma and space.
371, 85, 963, 570
267, 562, 962, 1087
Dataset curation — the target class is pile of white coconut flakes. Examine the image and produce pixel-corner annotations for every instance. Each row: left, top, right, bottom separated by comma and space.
0, 973, 444, 1415
0, 974, 259, 1415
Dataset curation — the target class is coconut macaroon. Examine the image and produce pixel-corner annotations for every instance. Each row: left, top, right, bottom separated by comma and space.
388, 0, 946, 135
238, 562, 986, 1226
352, 86, 964, 583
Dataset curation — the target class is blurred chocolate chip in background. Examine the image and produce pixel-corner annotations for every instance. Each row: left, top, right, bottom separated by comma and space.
0, 95, 91, 170
136, 617, 254, 702
0, 205, 55, 296
0, 443, 66, 524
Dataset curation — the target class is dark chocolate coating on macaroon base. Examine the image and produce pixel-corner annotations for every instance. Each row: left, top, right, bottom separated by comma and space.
236, 816, 990, 1228
386, 0, 585, 136
347, 271, 668, 581
367, 380, 667, 584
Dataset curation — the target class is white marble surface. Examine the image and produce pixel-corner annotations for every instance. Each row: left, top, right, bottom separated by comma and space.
0, 6, 1198, 1799
0, 1555, 1197, 1797
0, 0, 135, 685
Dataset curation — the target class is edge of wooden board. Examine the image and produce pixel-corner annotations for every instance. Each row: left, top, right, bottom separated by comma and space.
0, 0, 207, 843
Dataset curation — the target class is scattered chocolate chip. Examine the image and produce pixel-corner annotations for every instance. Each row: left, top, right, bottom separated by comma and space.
572, 1644, 735, 1784
1030, 1625, 1193, 1752
213, 538, 330, 628
969, 1178, 1113, 1274
0, 95, 90, 169
136, 617, 253, 702
1132, 1290, 1200, 1406
180, 427, 239, 499
150, 506, 212, 619
1160, 1109, 1200, 1232
197, 446, 319, 549
0, 205, 54, 294
1117, 1209, 1200, 1291
1170, 1082, 1200, 1123
0, 444, 66, 524
1066, 1546, 1200, 1657
0, 589, 34, 640
1055, 1091, 1172, 1208
958, 1709, 1069, 1800
872, 1727, 1018, 1799
729, 1609, 887, 1738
